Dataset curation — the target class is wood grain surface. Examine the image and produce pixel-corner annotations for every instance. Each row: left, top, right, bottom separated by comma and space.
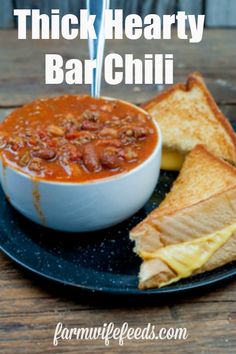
0, 29, 236, 354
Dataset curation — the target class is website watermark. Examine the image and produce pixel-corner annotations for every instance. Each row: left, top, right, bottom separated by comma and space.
53, 322, 189, 346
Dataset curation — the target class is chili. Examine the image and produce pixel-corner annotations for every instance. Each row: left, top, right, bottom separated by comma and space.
0, 95, 158, 182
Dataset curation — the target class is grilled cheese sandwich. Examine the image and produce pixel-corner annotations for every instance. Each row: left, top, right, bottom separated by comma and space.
130, 145, 236, 289
142, 73, 236, 170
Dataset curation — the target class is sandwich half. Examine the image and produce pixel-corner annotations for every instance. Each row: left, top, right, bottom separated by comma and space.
130, 145, 236, 289
142, 73, 236, 170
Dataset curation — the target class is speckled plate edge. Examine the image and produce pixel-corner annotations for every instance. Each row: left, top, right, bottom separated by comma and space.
1, 243, 236, 296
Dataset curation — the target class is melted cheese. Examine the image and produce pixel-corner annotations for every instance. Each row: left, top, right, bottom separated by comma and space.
140, 223, 236, 287
161, 148, 185, 171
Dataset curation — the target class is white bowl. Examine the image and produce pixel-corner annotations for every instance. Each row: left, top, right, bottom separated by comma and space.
0, 101, 162, 232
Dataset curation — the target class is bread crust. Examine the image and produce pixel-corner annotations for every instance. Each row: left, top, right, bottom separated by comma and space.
193, 144, 236, 174
131, 145, 236, 239
142, 72, 236, 163
132, 182, 236, 255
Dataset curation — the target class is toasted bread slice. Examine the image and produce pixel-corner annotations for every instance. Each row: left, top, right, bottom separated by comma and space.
142, 72, 236, 168
130, 145, 236, 255
139, 186, 236, 289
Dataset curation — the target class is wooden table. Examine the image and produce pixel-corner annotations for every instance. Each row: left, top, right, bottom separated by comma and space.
0, 29, 236, 354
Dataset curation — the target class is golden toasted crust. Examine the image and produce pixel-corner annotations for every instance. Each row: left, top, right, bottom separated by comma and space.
142, 72, 236, 165
131, 145, 236, 238
158, 145, 236, 213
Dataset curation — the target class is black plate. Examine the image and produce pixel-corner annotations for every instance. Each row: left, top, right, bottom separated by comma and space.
0, 170, 236, 296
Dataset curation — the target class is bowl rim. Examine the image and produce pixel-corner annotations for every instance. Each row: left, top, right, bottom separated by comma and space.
0, 96, 162, 186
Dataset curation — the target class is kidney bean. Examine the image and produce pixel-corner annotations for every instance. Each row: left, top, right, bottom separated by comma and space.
100, 147, 120, 169
82, 143, 101, 172
33, 148, 56, 160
